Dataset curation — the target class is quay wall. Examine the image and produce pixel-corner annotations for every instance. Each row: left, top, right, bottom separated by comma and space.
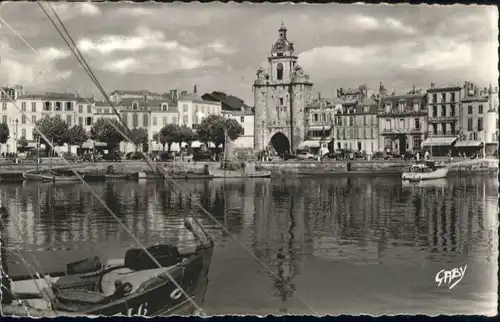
0, 159, 497, 182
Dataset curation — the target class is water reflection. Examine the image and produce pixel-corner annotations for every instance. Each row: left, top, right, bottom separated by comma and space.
0, 173, 497, 315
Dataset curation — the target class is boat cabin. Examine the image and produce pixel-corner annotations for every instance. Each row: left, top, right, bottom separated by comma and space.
408, 160, 446, 173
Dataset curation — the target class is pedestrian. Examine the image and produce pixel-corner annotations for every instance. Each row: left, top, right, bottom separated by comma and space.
416, 152, 420, 161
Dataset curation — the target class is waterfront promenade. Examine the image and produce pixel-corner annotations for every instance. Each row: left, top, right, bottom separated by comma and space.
0, 158, 497, 182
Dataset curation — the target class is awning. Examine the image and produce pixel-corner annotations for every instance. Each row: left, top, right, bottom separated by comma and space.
81, 140, 107, 149
454, 140, 483, 148
422, 137, 457, 147
191, 140, 202, 148
308, 126, 331, 131
298, 140, 321, 149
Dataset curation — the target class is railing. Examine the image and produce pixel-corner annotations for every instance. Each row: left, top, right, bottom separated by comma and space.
428, 116, 458, 123
377, 110, 427, 117
410, 128, 423, 133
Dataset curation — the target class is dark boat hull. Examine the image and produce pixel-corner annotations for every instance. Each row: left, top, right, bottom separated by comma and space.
86, 246, 213, 316
3, 246, 213, 317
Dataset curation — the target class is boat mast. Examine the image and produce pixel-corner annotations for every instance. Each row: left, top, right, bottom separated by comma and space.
36, 136, 40, 173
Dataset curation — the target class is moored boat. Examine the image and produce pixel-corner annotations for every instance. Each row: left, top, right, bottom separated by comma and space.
1, 218, 214, 317
209, 168, 271, 178
401, 160, 449, 181
104, 173, 131, 180
23, 172, 83, 182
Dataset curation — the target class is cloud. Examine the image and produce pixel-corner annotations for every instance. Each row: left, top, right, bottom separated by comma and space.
49, 2, 101, 20
75, 26, 228, 75
207, 40, 237, 55
0, 37, 72, 87
298, 35, 479, 84
80, 3, 101, 16
352, 15, 379, 30
384, 18, 416, 34
105, 58, 138, 74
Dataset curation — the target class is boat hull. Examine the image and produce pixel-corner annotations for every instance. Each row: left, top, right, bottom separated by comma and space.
5, 246, 213, 317
401, 167, 449, 181
22, 172, 83, 182
210, 169, 271, 178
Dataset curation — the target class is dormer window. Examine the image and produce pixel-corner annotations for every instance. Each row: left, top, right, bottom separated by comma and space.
161, 103, 168, 111
320, 102, 326, 109
384, 102, 391, 113
132, 101, 138, 110
413, 101, 419, 111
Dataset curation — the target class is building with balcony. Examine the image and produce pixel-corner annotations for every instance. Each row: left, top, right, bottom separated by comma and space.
221, 107, 255, 149
150, 101, 179, 152
423, 83, 462, 155
303, 96, 336, 152
178, 89, 222, 130
11, 92, 94, 153
484, 84, 499, 155
378, 85, 427, 155
455, 82, 499, 155
303, 89, 379, 154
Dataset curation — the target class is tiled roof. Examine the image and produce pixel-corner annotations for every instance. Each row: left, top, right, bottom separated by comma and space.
380, 93, 426, 106
222, 109, 254, 116
111, 89, 163, 97
462, 95, 489, 103
202, 91, 251, 111
426, 85, 462, 92
18, 92, 80, 101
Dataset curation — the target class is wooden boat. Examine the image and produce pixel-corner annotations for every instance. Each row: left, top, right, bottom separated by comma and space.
139, 170, 214, 180
23, 172, 83, 182
401, 160, 449, 181
210, 168, 271, 179
1, 218, 214, 317
104, 173, 131, 180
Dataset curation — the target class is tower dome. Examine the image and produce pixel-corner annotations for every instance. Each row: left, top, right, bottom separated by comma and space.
271, 21, 294, 57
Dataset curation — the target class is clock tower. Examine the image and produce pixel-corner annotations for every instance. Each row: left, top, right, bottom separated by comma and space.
253, 22, 313, 153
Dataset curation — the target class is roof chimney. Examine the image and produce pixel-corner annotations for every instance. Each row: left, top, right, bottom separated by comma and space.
430, 82, 435, 89
194, 84, 197, 94
318, 92, 321, 100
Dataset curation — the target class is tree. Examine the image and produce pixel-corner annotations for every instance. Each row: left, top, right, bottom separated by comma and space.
67, 125, 88, 148
177, 125, 196, 150
17, 136, 28, 152
158, 124, 181, 152
0, 123, 9, 155
33, 116, 69, 154
130, 128, 149, 152
197, 115, 244, 148
0, 123, 9, 145
90, 118, 127, 151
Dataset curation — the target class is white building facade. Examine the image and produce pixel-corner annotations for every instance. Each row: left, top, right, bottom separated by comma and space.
221, 108, 255, 149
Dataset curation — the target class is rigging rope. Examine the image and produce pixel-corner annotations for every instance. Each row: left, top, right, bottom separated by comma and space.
0, 2, 319, 315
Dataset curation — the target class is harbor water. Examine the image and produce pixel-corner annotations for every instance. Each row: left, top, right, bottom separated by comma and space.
0, 173, 497, 315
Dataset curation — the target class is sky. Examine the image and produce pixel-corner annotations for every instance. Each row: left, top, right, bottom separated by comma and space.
0, 2, 497, 105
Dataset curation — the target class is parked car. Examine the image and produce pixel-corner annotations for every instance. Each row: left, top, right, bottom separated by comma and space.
22, 154, 42, 164
157, 151, 174, 161
372, 151, 387, 160
126, 152, 144, 160
193, 150, 212, 162
62, 152, 79, 163
283, 153, 298, 161
296, 151, 316, 160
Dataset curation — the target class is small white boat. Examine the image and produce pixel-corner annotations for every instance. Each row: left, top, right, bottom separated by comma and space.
401, 160, 449, 181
